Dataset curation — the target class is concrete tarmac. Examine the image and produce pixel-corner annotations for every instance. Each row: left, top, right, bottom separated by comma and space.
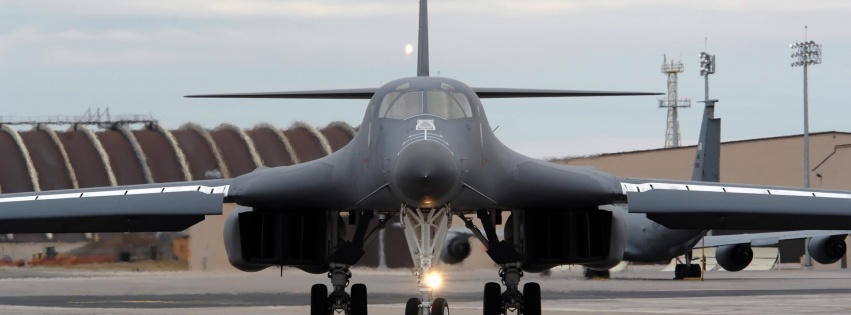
0, 265, 849, 314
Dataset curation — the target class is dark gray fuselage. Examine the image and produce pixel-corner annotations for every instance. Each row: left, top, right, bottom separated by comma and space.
230, 76, 623, 214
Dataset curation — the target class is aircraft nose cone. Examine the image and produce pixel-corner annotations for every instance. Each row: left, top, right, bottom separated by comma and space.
392, 140, 459, 207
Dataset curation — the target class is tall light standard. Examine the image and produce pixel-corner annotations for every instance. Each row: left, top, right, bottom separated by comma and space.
790, 27, 821, 268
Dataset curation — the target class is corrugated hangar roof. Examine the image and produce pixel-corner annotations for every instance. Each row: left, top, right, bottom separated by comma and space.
0, 121, 357, 243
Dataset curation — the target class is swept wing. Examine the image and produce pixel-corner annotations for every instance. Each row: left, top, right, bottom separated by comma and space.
0, 179, 231, 233
622, 179, 851, 230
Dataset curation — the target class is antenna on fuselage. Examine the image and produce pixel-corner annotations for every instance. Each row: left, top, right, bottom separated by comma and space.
417, 0, 429, 77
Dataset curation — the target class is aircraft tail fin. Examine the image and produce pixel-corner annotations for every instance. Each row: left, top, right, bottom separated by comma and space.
691, 100, 720, 182
417, 0, 429, 77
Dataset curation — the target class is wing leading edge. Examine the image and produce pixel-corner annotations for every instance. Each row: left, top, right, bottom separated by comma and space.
0, 180, 231, 233
695, 230, 851, 249
622, 180, 851, 230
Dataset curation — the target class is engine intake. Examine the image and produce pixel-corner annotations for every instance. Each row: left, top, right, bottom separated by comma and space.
716, 243, 753, 272
440, 232, 473, 265
505, 207, 626, 272
808, 234, 847, 265
223, 206, 340, 274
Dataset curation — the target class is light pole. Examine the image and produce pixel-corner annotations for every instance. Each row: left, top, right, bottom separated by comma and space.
790, 27, 821, 268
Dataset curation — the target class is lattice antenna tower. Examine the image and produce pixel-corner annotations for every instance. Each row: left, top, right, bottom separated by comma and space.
659, 55, 691, 148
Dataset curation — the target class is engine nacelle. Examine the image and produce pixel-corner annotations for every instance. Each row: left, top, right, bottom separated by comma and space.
440, 232, 473, 265
504, 206, 627, 273
223, 206, 268, 272
583, 205, 627, 271
223, 206, 340, 274
808, 234, 847, 265
716, 243, 753, 272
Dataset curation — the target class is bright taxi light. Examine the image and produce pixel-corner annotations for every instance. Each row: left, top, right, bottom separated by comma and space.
425, 272, 442, 289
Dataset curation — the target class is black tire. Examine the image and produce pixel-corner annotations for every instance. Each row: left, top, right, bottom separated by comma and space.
689, 264, 702, 278
432, 298, 449, 315
350, 283, 368, 315
522, 282, 541, 315
483, 282, 502, 315
405, 297, 422, 315
673, 264, 685, 280
310, 283, 328, 315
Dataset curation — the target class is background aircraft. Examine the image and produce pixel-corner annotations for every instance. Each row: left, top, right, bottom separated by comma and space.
3, 1, 851, 315
440, 99, 849, 279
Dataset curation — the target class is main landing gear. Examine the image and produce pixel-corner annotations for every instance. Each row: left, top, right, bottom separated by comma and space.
461, 210, 542, 315
482, 265, 541, 315
673, 250, 702, 280
311, 210, 389, 315
311, 265, 368, 315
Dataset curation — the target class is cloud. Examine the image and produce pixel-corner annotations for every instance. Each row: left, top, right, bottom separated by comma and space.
12, 0, 412, 19
1, 28, 148, 44
42, 47, 174, 66
54, 30, 148, 42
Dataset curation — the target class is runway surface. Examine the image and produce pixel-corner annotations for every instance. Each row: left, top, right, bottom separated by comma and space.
0, 265, 849, 314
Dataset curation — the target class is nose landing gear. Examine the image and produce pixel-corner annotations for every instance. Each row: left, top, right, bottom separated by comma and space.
401, 205, 452, 315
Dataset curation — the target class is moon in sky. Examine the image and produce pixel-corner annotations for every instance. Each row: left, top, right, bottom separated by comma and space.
405, 44, 414, 56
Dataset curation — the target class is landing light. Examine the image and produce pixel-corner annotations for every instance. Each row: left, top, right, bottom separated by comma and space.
426, 272, 442, 289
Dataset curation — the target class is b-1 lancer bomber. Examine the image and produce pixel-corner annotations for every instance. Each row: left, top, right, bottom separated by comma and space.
3, 1, 851, 315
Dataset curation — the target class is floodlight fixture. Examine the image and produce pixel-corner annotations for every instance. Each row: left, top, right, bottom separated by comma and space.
790, 41, 822, 67
699, 52, 715, 76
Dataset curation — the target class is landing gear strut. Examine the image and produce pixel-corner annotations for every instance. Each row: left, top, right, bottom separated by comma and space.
674, 250, 702, 280
311, 210, 389, 315
401, 205, 452, 315
461, 210, 542, 315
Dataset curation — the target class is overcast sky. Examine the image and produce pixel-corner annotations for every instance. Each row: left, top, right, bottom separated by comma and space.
1, 0, 849, 158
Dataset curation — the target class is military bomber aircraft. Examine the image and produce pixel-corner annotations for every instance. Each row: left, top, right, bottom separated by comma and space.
4, 1, 851, 315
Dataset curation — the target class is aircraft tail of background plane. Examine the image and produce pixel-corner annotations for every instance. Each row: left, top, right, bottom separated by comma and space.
691, 100, 720, 182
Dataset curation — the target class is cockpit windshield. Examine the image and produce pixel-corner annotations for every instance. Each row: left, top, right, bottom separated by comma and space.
379, 87, 473, 120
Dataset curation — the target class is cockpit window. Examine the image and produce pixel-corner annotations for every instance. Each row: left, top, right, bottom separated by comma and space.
450, 92, 473, 117
378, 92, 400, 117
427, 90, 466, 120
384, 91, 423, 120
379, 88, 474, 120
395, 83, 410, 90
